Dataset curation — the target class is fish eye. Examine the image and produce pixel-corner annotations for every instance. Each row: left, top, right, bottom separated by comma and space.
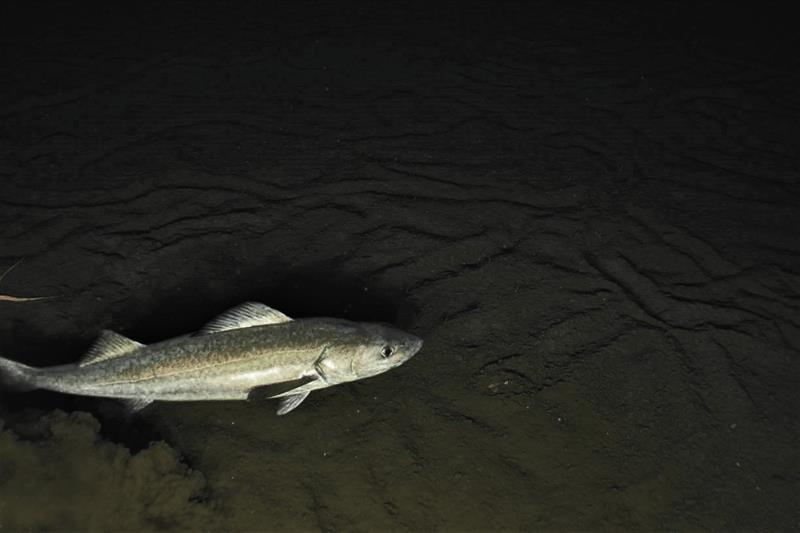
380, 345, 394, 358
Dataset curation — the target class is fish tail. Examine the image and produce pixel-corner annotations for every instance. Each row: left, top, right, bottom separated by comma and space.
0, 355, 38, 392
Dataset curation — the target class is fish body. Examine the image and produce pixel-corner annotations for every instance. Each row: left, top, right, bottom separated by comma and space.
0, 302, 422, 415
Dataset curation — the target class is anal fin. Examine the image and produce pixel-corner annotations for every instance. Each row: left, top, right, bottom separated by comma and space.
120, 398, 153, 413
277, 392, 309, 415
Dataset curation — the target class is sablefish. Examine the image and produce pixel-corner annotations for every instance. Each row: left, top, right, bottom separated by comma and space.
0, 302, 423, 415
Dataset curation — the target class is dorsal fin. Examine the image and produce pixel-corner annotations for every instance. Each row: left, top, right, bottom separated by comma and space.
79, 330, 144, 366
199, 302, 292, 335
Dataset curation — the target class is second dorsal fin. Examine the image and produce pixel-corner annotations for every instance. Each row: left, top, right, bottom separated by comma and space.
199, 302, 292, 335
79, 330, 144, 366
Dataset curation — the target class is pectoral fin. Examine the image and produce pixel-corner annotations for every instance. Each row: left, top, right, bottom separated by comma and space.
277, 392, 310, 415
246, 375, 316, 401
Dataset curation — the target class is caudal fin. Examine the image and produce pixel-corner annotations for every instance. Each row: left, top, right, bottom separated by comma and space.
0, 356, 37, 392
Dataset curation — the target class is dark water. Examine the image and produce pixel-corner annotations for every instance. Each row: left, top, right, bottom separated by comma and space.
1, 1, 798, 530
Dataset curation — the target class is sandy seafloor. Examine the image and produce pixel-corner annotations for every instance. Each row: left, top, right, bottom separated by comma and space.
0, 2, 798, 531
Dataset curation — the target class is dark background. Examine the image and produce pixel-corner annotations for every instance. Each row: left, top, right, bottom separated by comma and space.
1, 1, 798, 530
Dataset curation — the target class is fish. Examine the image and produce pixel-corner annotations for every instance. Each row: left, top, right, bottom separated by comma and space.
0, 302, 423, 415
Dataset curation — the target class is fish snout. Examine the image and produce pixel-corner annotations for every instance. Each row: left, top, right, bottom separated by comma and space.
412, 336, 423, 354
406, 335, 423, 358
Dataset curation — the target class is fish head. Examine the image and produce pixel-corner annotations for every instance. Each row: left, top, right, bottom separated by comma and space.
319, 323, 423, 383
